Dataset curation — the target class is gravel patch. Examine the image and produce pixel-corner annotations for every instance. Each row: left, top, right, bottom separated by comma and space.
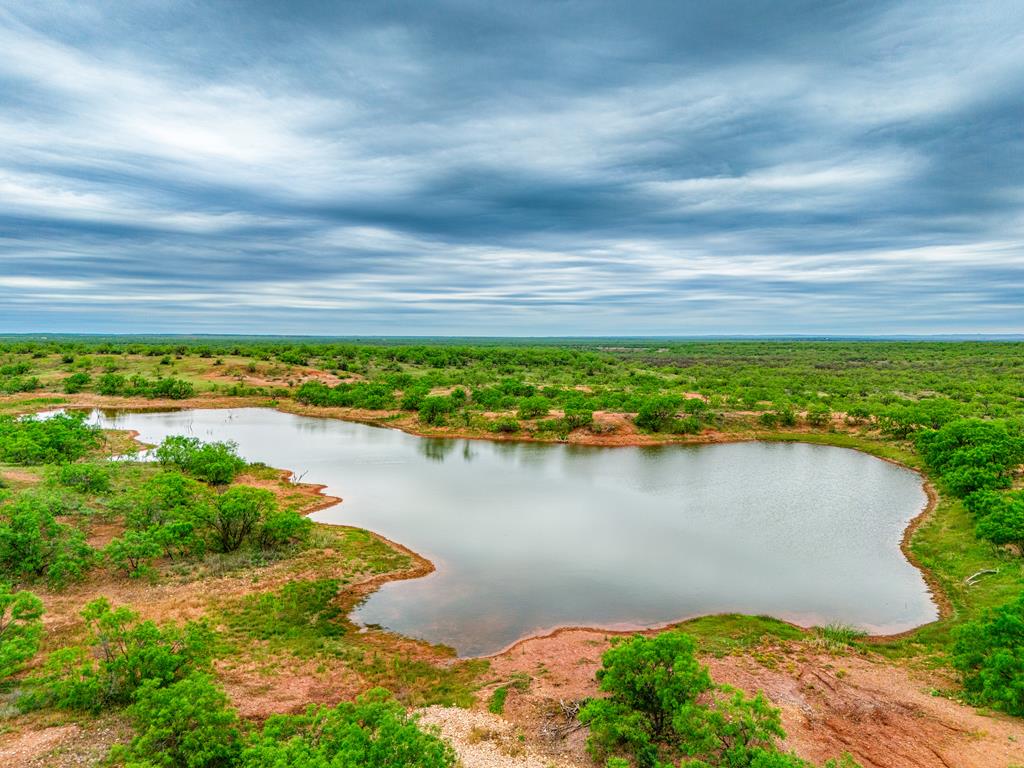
418, 706, 583, 768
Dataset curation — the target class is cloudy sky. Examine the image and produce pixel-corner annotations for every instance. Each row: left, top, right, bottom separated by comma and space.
1, 1, 1022, 335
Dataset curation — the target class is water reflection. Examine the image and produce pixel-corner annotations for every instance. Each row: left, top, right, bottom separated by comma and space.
88, 407, 938, 656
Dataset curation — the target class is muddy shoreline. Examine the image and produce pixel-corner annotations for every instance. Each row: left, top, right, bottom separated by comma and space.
10, 392, 950, 650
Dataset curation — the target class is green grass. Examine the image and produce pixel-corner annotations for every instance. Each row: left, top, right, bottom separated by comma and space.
356, 653, 488, 708
222, 579, 346, 657
0, 396, 67, 414
487, 685, 509, 713
676, 614, 805, 657
811, 623, 867, 652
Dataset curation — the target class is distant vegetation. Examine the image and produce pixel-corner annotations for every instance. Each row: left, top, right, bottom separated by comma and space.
3, 336, 1024, 759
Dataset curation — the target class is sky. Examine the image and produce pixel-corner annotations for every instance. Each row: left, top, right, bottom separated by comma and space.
1, 1, 1022, 336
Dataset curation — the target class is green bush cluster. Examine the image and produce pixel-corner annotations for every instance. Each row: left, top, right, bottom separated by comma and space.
156, 435, 247, 484
0, 412, 101, 465
96, 372, 195, 399
294, 381, 397, 410
916, 419, 1024, 497
579, 630, 860, 768
634, 396, 708, 434
951, 593, 1024, 716
0, 493, 95, 588
62, 371, 91, 393
916, 419, 1024, 554
0, 582, 44, 681
105, 467, 311, 577
27, 597, 215, 712
53, 461, 111, 493
113, 680, 455, 768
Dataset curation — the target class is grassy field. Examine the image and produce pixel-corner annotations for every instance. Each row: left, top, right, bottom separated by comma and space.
2, 338, 1024, 765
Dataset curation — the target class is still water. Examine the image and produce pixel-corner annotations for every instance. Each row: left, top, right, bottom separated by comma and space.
89, 407, 937, 656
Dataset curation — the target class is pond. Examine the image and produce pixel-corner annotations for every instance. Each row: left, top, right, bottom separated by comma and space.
89, 407, 937, 656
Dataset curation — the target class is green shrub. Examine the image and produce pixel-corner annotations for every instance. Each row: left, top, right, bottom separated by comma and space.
0, 494, 95, 588
975, 492, 1024, 552
488, 417, 519, 433
105, 530, 163, 579
635, 396, 682, 432
62, 372, 91, 394
156, 436, 247, 485
419, 396, 455, 426
563, 406, 594, 430
805, 407, 832, 427
28, 598, 215, 711
241, 688, 456, 768
113, 672, 241, 768
0, 583, 43, 681
254, 509, 312, 550
113, 471, 210, 560
916, 419, 1024, 498
951, 593, 1024, 716
55, 462, 111, 494
203, 486, 276, 553
579, 630, 856, 768
96, 372, 127, 395
517, 396, 550, 419
0, 412, 101, 465
580, 630, 712, 764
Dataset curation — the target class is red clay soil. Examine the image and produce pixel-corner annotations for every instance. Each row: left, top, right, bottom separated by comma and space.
488, 628, 1024, 768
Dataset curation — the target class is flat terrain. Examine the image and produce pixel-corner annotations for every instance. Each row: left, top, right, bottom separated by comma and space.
2, 339, 1023, 767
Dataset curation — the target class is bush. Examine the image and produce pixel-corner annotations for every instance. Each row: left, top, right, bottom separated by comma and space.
62, 372, 91, 394
419, 396, 454, 426
635, 396, 682, 432
579, 630, 855, 768
105, 530, 163, 579
0, 412, 101, 465
0, 494, 95, 588
564, 406, 594, 430
55, 462, 111, 494
156, 436, 247, 485
975, 492, 1024, 552
580, 630, 712, 765
114, 672, 241, 768
517, 396, 550, 419
241, 688, 456, 768
28, 598, 215, 711
0, 583, 43, 681
488, 417, 519, 434
203, 486, 277, 553
96, 372, 126, 395
113, 471, 210, 560
254, 509, 312, 550
951, 593, 1024, 716
916, 419, 1024, 498
805, 407, 832, 427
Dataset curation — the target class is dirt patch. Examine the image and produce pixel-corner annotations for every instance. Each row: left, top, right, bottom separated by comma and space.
0, 467, 42, 487
419, 706, 583, 768
200, 364, 345, 389
487, 629, 1024, 768
0, 712, 131, 768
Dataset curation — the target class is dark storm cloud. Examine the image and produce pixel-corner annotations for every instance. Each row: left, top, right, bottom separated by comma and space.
0, 0, 1022, 334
